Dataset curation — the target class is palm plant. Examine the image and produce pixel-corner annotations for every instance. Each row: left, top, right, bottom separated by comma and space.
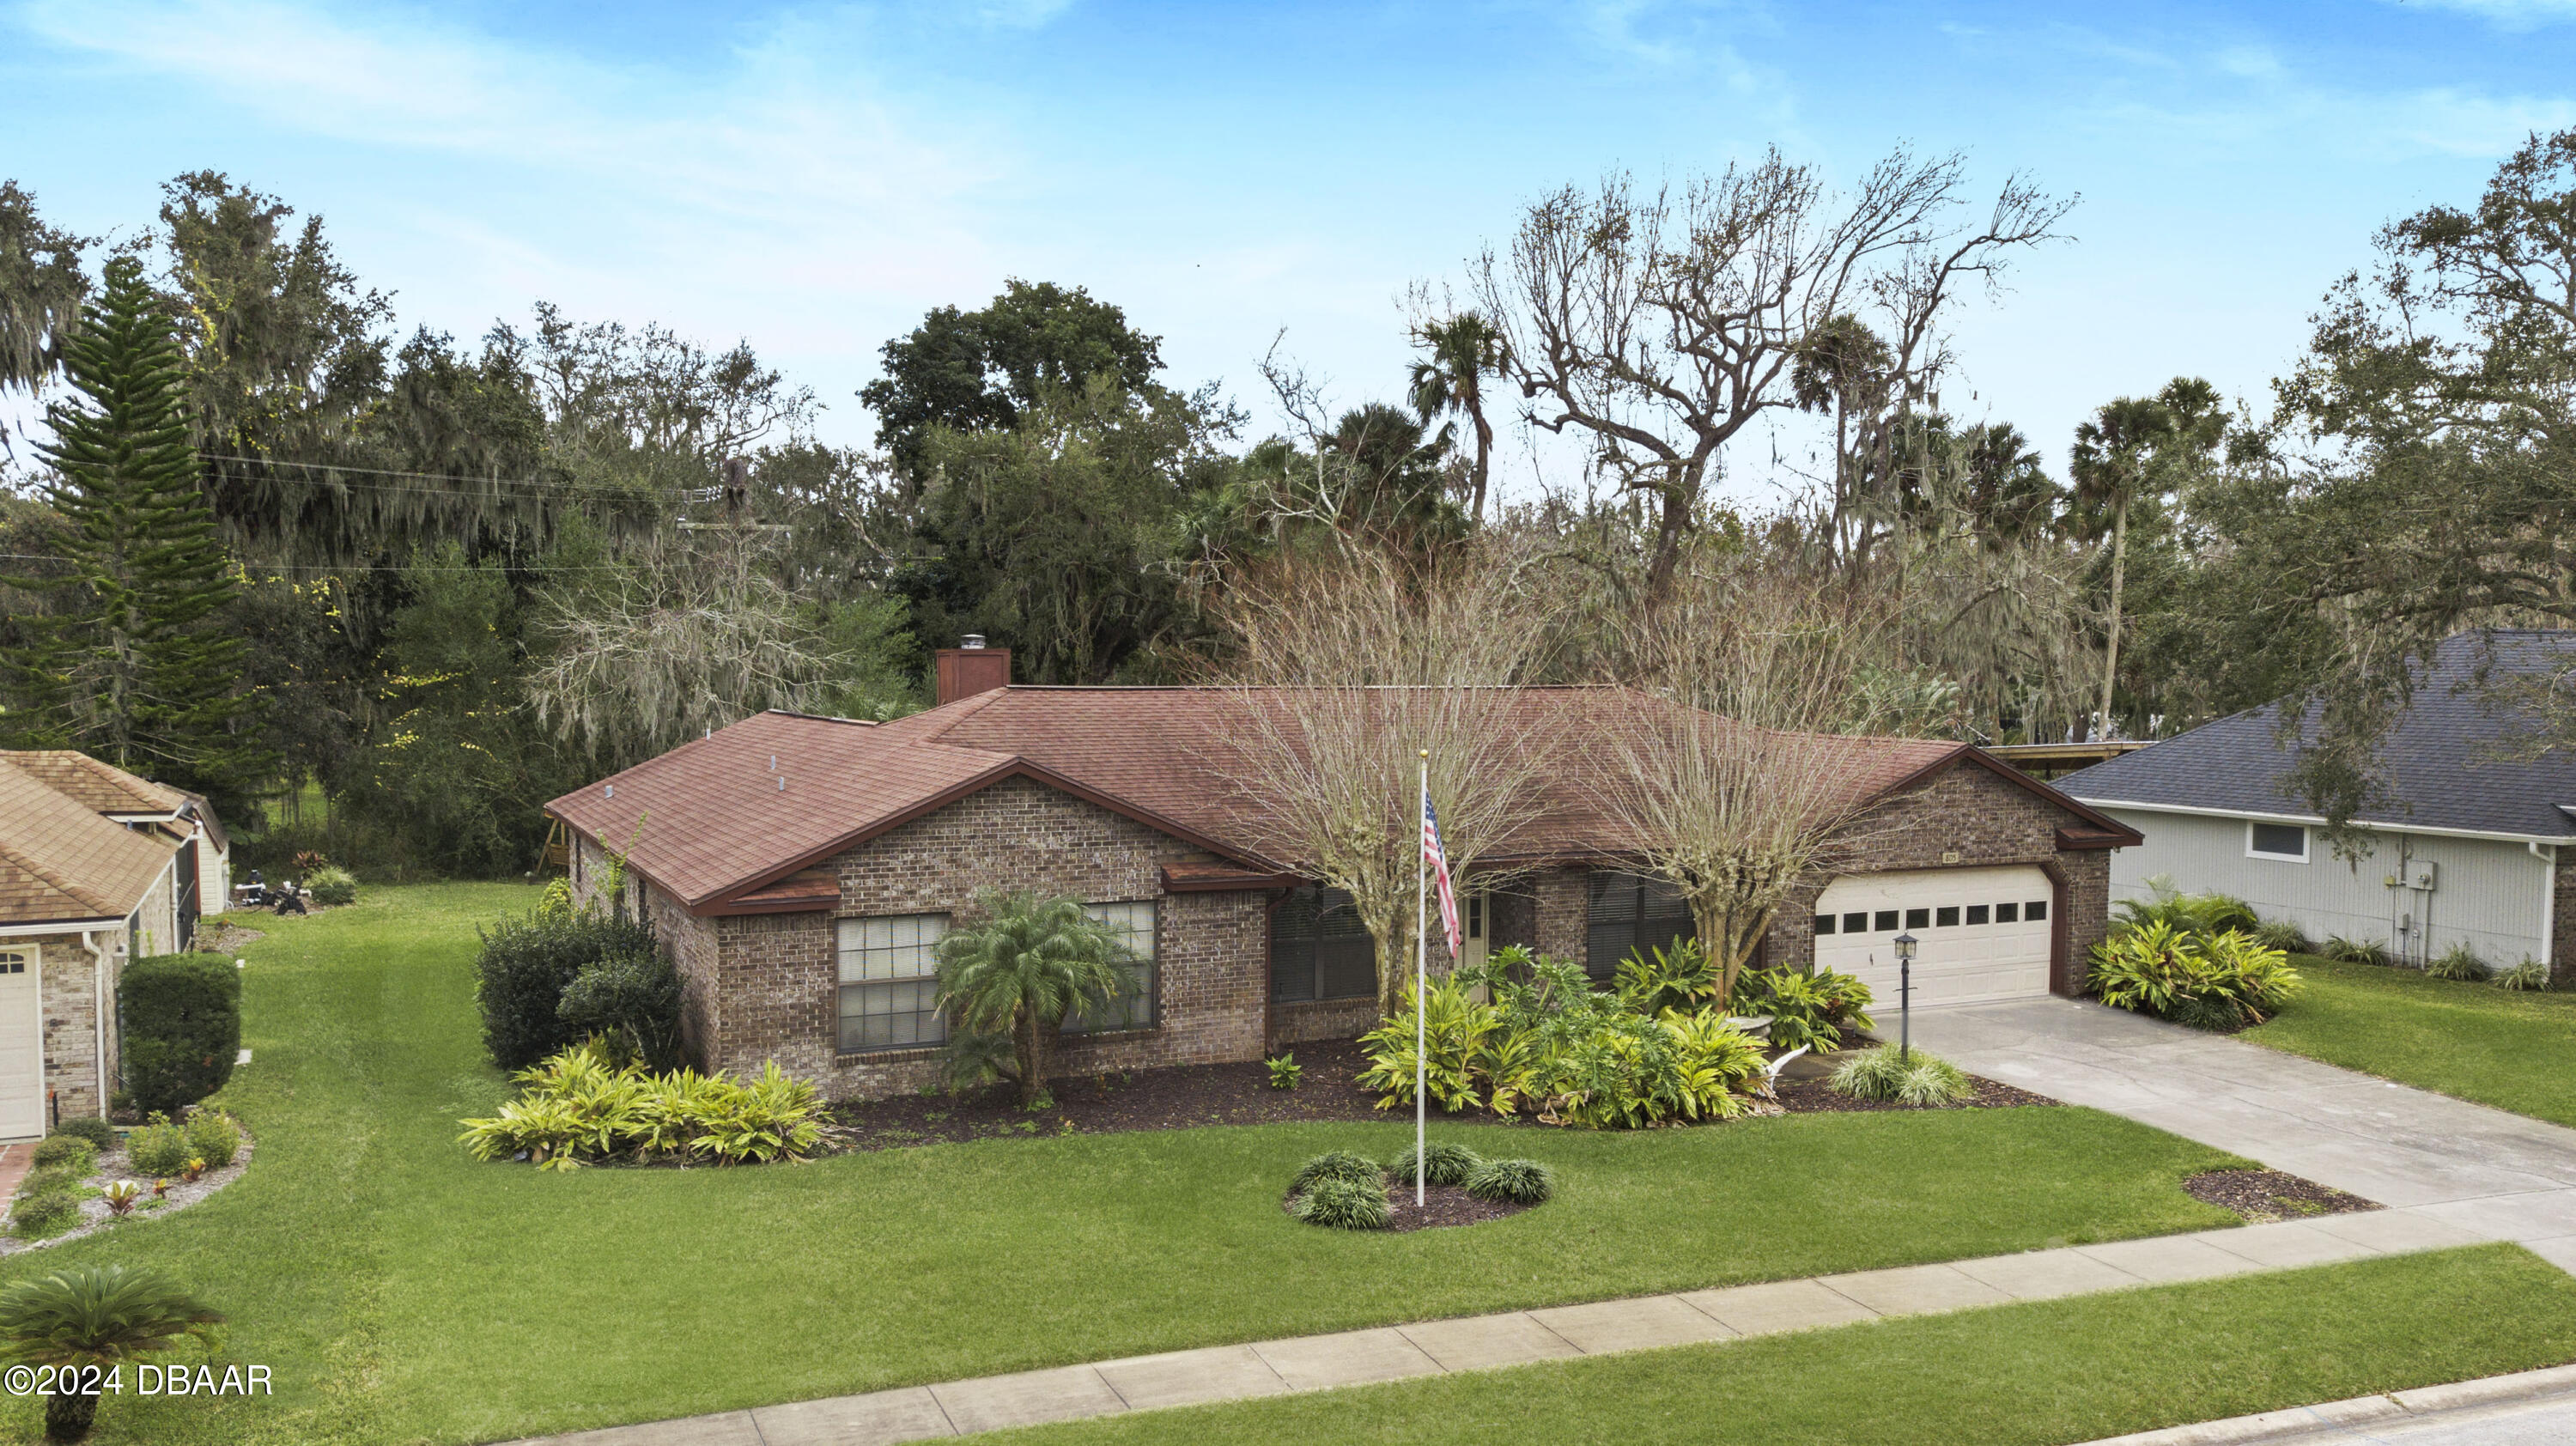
934, 891, 1135, 1106
0, 1266, 224, 1440
1406, 311, 1506, 521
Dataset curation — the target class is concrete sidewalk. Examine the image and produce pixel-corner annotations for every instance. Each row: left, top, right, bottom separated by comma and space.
519, 1212, 2487, 1446
1909, 997, 2576, 1274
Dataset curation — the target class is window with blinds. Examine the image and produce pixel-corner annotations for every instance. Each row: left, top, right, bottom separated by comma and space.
1585, 872, 1695, 980
1269, 884, 1376, 1003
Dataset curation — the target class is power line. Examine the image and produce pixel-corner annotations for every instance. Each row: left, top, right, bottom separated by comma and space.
0, 552, 629, 575
200, 453, 680, 498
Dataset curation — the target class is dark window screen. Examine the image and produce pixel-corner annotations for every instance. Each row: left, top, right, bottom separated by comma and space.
2026, 899, 2049, 921
1270, 885, 1377, 1002
1905, 907, 1930, 930
1813, 914, 1836, 935
1586, 872, 1696, 980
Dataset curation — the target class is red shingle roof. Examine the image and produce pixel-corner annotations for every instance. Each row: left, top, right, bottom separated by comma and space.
549, 687, 2114, 914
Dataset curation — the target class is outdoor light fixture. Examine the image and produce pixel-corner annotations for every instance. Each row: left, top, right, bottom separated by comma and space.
1893, 932, 1919, 1062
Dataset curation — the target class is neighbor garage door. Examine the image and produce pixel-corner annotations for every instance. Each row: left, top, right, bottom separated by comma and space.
1811, 866, 2055, 1009
0, 949, 39, 1139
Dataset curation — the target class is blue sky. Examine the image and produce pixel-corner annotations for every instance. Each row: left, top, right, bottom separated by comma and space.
4, 0, 2571, 505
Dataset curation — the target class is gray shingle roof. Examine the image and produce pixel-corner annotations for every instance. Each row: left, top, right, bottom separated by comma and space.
2057, 631, 2576, 841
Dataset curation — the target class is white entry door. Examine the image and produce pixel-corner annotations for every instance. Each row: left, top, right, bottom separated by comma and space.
1812, 866, 2055, 1009
0, 949, 40, 1139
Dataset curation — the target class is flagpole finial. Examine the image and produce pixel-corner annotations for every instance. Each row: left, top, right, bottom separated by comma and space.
1419, 749, 1429, 758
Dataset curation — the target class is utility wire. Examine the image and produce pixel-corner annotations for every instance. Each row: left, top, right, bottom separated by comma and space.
0, 552, 631, 575
200, 454, 682, 498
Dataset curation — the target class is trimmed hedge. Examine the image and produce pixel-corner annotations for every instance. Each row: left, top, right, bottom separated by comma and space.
557, 950, 684, 1072
475, 909, 658, 1071
122, 954, 241, 1116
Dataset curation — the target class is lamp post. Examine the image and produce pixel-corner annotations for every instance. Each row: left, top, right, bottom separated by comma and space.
1893, 932, 1918, 1063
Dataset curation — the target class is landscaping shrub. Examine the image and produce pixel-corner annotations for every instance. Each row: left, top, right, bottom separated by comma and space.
27, 1136, 92, 1174
1739, 966, 1874, 1053
1392, 1141, 1481, 1188
124, 1115, 193, 1179
457, 1046, 829, 1170
2497, 957, 2552, 992
474, 908, 656, 1072
556, 949, 684, 1072
50, 1119, 114, 1153
2251, 918, 2312, 955
1830, 1045, 1972, 1105
2089, 920, 2300, 1030
8, 1190, 79, 1240
1287, 1151, 1382, 1194
2426, 943, 2488, 982
1265, 1054, 1302, 1091
182, 1109, 241, 1170
1358, 949, 1768, 1128
2321, 934, 2393, 968
2115, 878, 2259, 939
1291, 1176, 1391, 1230
120, 953, 240, 1116
1465, 1157, 1554, 1206
1611, 939, 1721, 1015
303, 865, 358, 907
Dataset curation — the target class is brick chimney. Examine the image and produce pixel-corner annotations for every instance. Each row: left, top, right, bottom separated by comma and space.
933, 635, 1012, 706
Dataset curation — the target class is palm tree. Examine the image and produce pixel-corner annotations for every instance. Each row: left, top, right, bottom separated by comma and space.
935, 891, 1135, 1106
1407, 313, 1506, 522
0, 1266, 224, 1440
2069, 378, 2224, 737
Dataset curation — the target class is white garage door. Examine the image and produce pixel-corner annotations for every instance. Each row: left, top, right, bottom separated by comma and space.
1812, 866, 2055, 1009
0, 950, 39, 1140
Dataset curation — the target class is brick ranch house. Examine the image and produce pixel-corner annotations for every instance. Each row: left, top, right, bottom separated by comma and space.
550, 650, 2140, 1102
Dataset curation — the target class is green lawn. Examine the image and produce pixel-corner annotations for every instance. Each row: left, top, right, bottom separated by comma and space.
984, 1246, 2576, 1446
0, 886, 2311, 1443
2246, 955, 2576, 1127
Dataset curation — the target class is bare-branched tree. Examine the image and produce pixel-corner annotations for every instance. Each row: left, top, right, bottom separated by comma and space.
1207, 539, 1561, 1014
1472, 148, 2069, 596
1595, 551, 1919, 1002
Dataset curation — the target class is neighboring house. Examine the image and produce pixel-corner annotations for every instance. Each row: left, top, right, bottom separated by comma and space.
0, 751, 214, 1136
549, 644, 2139, 1101
1, 750, 231, 920
2057, 631, 2574, 981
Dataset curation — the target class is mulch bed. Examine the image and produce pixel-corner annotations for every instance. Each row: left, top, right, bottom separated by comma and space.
1770, 1074, 2057, 1114
2184, 1168, 2379, 1224
830, 1040, 2062, 1151
1280, 1182, 1531, 1233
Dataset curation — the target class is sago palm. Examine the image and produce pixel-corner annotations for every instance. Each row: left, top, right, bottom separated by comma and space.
935, 891, 1135, 1105
0, 1266, 224, 1440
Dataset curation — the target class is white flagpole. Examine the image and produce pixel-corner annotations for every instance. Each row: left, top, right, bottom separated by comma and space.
1416, 749, 1428, 1210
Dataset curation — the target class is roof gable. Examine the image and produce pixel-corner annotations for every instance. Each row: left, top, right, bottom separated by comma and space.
0, 760, 177, 925
2057, 631, 2576, 841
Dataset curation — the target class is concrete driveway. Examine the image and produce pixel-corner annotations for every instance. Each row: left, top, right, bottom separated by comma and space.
1906, 997, 2576, 1273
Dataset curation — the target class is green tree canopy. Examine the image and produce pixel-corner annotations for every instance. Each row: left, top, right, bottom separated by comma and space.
860, 280, 1163, 479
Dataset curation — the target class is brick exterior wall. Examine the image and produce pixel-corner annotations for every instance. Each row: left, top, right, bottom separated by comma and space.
40, 936, 111, 1120
1756, 761, 2115, 996
1532, 867, 1589, 969
2555, 848, 2575, 987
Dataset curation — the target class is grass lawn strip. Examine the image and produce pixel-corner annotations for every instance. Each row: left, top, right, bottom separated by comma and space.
2246, 955, 2576, 1127
979, 1246, 2576, 1446
0, 884, 2255, 1445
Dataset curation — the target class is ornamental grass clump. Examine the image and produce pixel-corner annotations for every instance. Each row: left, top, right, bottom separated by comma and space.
1828, 1045, 1973, 1104
1392, 1141, 1481, 1188
2425, 944, 2488, 981
1291, 1176, 1392, 1230
1287, 1151, 1382, 1194
2496, 957, 2552, 992
1464, 1157, 1553, 1206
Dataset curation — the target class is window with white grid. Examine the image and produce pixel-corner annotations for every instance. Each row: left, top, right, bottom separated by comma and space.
836, 914, 951, 1054
1064, 900, 1157, 1033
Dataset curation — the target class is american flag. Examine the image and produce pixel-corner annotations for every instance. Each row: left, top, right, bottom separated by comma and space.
1422, 792, 1461, 959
